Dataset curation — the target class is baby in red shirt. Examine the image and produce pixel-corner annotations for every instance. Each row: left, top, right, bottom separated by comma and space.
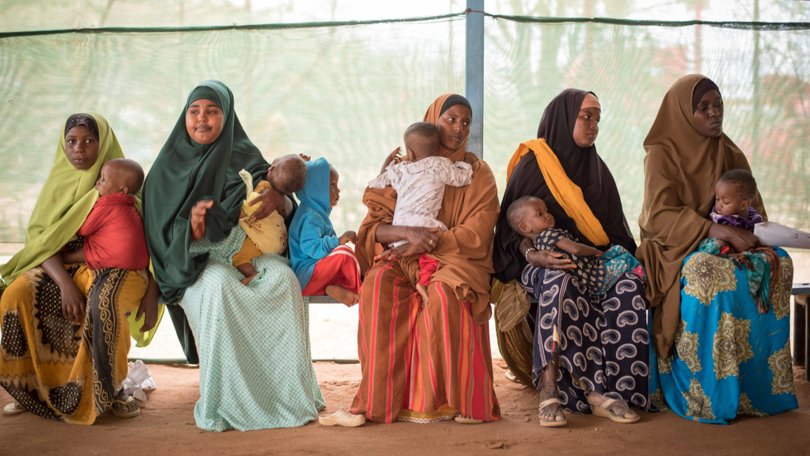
62, 158, 149, 271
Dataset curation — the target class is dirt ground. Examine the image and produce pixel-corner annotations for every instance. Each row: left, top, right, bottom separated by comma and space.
1, 361, 808, 456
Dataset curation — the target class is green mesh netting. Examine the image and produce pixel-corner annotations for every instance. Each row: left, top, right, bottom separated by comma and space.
1, 1, 808, 244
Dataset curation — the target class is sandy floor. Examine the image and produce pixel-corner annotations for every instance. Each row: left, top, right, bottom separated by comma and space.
1, 361, 808, 456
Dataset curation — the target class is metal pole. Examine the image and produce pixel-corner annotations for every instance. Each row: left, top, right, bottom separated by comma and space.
466, 0, 484, 158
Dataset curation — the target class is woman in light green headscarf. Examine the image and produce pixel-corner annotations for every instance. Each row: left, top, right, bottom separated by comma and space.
0, 113, 159, 424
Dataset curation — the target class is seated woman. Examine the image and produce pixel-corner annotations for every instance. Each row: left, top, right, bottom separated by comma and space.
143, 80, 324, 431
0, 113, 159, 424
348, 94, 501, 424
637, 74, 797, 423
493, 90, 648, 427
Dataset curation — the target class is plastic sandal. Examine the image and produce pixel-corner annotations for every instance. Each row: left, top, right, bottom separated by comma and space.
3, 402, 26, 416
318, 409, 366, 427
590, 398, 640, 424
454, 415, 483, 424
537, 397, 567, 427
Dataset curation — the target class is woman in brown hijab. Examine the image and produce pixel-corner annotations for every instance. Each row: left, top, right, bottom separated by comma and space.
638, 74, 797, 423
346, 94, 501, 425
493, 89, 648, 427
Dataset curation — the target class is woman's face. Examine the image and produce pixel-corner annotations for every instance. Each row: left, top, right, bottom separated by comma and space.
185, 98, 224, 145
693, 89, 724, 138
572, 93, 601, 148
437, 104, 471, 151
64, 125, 99, 170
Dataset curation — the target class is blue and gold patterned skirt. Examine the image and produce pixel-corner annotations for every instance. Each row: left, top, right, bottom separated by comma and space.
650, 247, 797, 424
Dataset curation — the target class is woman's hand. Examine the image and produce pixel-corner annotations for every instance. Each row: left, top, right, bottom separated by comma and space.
526, 249, 577, 270
521, 237, 576, 270
380, 147, 405, 174
399, 226, 443, 256
249, 186, 286, 221
191, 200, 214, 241
136, 274, 160, 333
60, 280, 86, 324
709, 223, 759, 252
40, 254, 86, 323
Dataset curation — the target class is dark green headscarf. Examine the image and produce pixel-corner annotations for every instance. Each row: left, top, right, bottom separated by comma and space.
144, 80, 269, 304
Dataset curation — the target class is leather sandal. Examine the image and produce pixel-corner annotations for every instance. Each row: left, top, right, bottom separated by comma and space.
111, 395, 140, 418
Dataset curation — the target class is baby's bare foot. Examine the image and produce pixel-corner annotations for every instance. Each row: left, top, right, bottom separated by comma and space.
326, 285, 359, 306
415, 284, 429, 306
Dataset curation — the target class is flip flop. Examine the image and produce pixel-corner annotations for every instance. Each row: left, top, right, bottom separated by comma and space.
111, 395, 141, 418
537, 397, 567, 427
318, 409, 366, 427
3, 402, 26, 416
454, 415, 483, 424
504, 370, 520, 384
590, 398, 640, 424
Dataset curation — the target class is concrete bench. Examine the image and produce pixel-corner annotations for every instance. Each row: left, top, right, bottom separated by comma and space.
793, 282, 810, 380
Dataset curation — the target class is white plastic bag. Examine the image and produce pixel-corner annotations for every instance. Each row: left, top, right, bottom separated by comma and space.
122, 360, 157, 403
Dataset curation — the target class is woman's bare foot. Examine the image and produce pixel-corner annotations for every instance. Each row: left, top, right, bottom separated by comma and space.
415, 283, 429, 306
325, 285, 359, 306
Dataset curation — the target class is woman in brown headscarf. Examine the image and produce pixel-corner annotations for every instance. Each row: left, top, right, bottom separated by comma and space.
637, 74, 797, 423
493, 89, 648, 427
347, 94, 501, 424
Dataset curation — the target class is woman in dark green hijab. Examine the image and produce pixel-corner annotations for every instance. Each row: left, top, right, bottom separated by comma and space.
143, 80, 324, 431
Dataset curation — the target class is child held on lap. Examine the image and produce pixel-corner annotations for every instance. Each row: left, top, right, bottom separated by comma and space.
507, 195, 642, 300
367, 122, 473, 304
701, 168, 779, 313
233, 154, 307, 285
289, 157, 361, 306
62, 158, 149, 273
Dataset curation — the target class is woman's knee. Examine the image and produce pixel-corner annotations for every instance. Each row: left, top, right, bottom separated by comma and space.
360, 263, 407, 300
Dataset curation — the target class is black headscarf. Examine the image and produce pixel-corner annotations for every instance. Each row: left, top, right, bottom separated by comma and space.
493, 89, 636, 282
440, 94, 472, 115
691, 78, 720, 112
64, 113, 100, 139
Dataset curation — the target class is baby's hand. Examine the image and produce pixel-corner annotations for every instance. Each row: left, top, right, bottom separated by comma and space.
339, 231, 358, 245
298, 153, 311, 162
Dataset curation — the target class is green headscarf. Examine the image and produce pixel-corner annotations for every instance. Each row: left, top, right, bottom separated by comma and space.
143, 80, 269, 304
0, 113, 123, 287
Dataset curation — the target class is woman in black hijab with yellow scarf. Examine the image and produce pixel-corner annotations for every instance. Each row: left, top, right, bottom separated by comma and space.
493, 89, 648, 426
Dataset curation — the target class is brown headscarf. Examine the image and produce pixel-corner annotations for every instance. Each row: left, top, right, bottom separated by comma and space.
356, 93, 500, 323
637, 74, 765, 357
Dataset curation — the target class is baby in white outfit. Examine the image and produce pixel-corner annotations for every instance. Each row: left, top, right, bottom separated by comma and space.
368, 121, 473, 303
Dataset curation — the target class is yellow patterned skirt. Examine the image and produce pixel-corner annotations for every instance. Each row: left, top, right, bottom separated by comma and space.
0, 264, 147, 424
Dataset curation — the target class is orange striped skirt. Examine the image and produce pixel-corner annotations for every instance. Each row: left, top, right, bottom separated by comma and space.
350, 260, 500, 423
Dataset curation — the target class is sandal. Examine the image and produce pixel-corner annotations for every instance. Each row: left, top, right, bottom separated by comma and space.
454, 415, 483, 424
111, 395, 140, 418
504, 370, 520, 384
590, 398, 639, 424
318, 409, 366, 427
3, 401, 26, 416
537, 398, 567, 427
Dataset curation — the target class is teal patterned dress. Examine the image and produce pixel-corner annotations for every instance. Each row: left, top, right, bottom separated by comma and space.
649, 246, 797, 424
180, 228, 325, 431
